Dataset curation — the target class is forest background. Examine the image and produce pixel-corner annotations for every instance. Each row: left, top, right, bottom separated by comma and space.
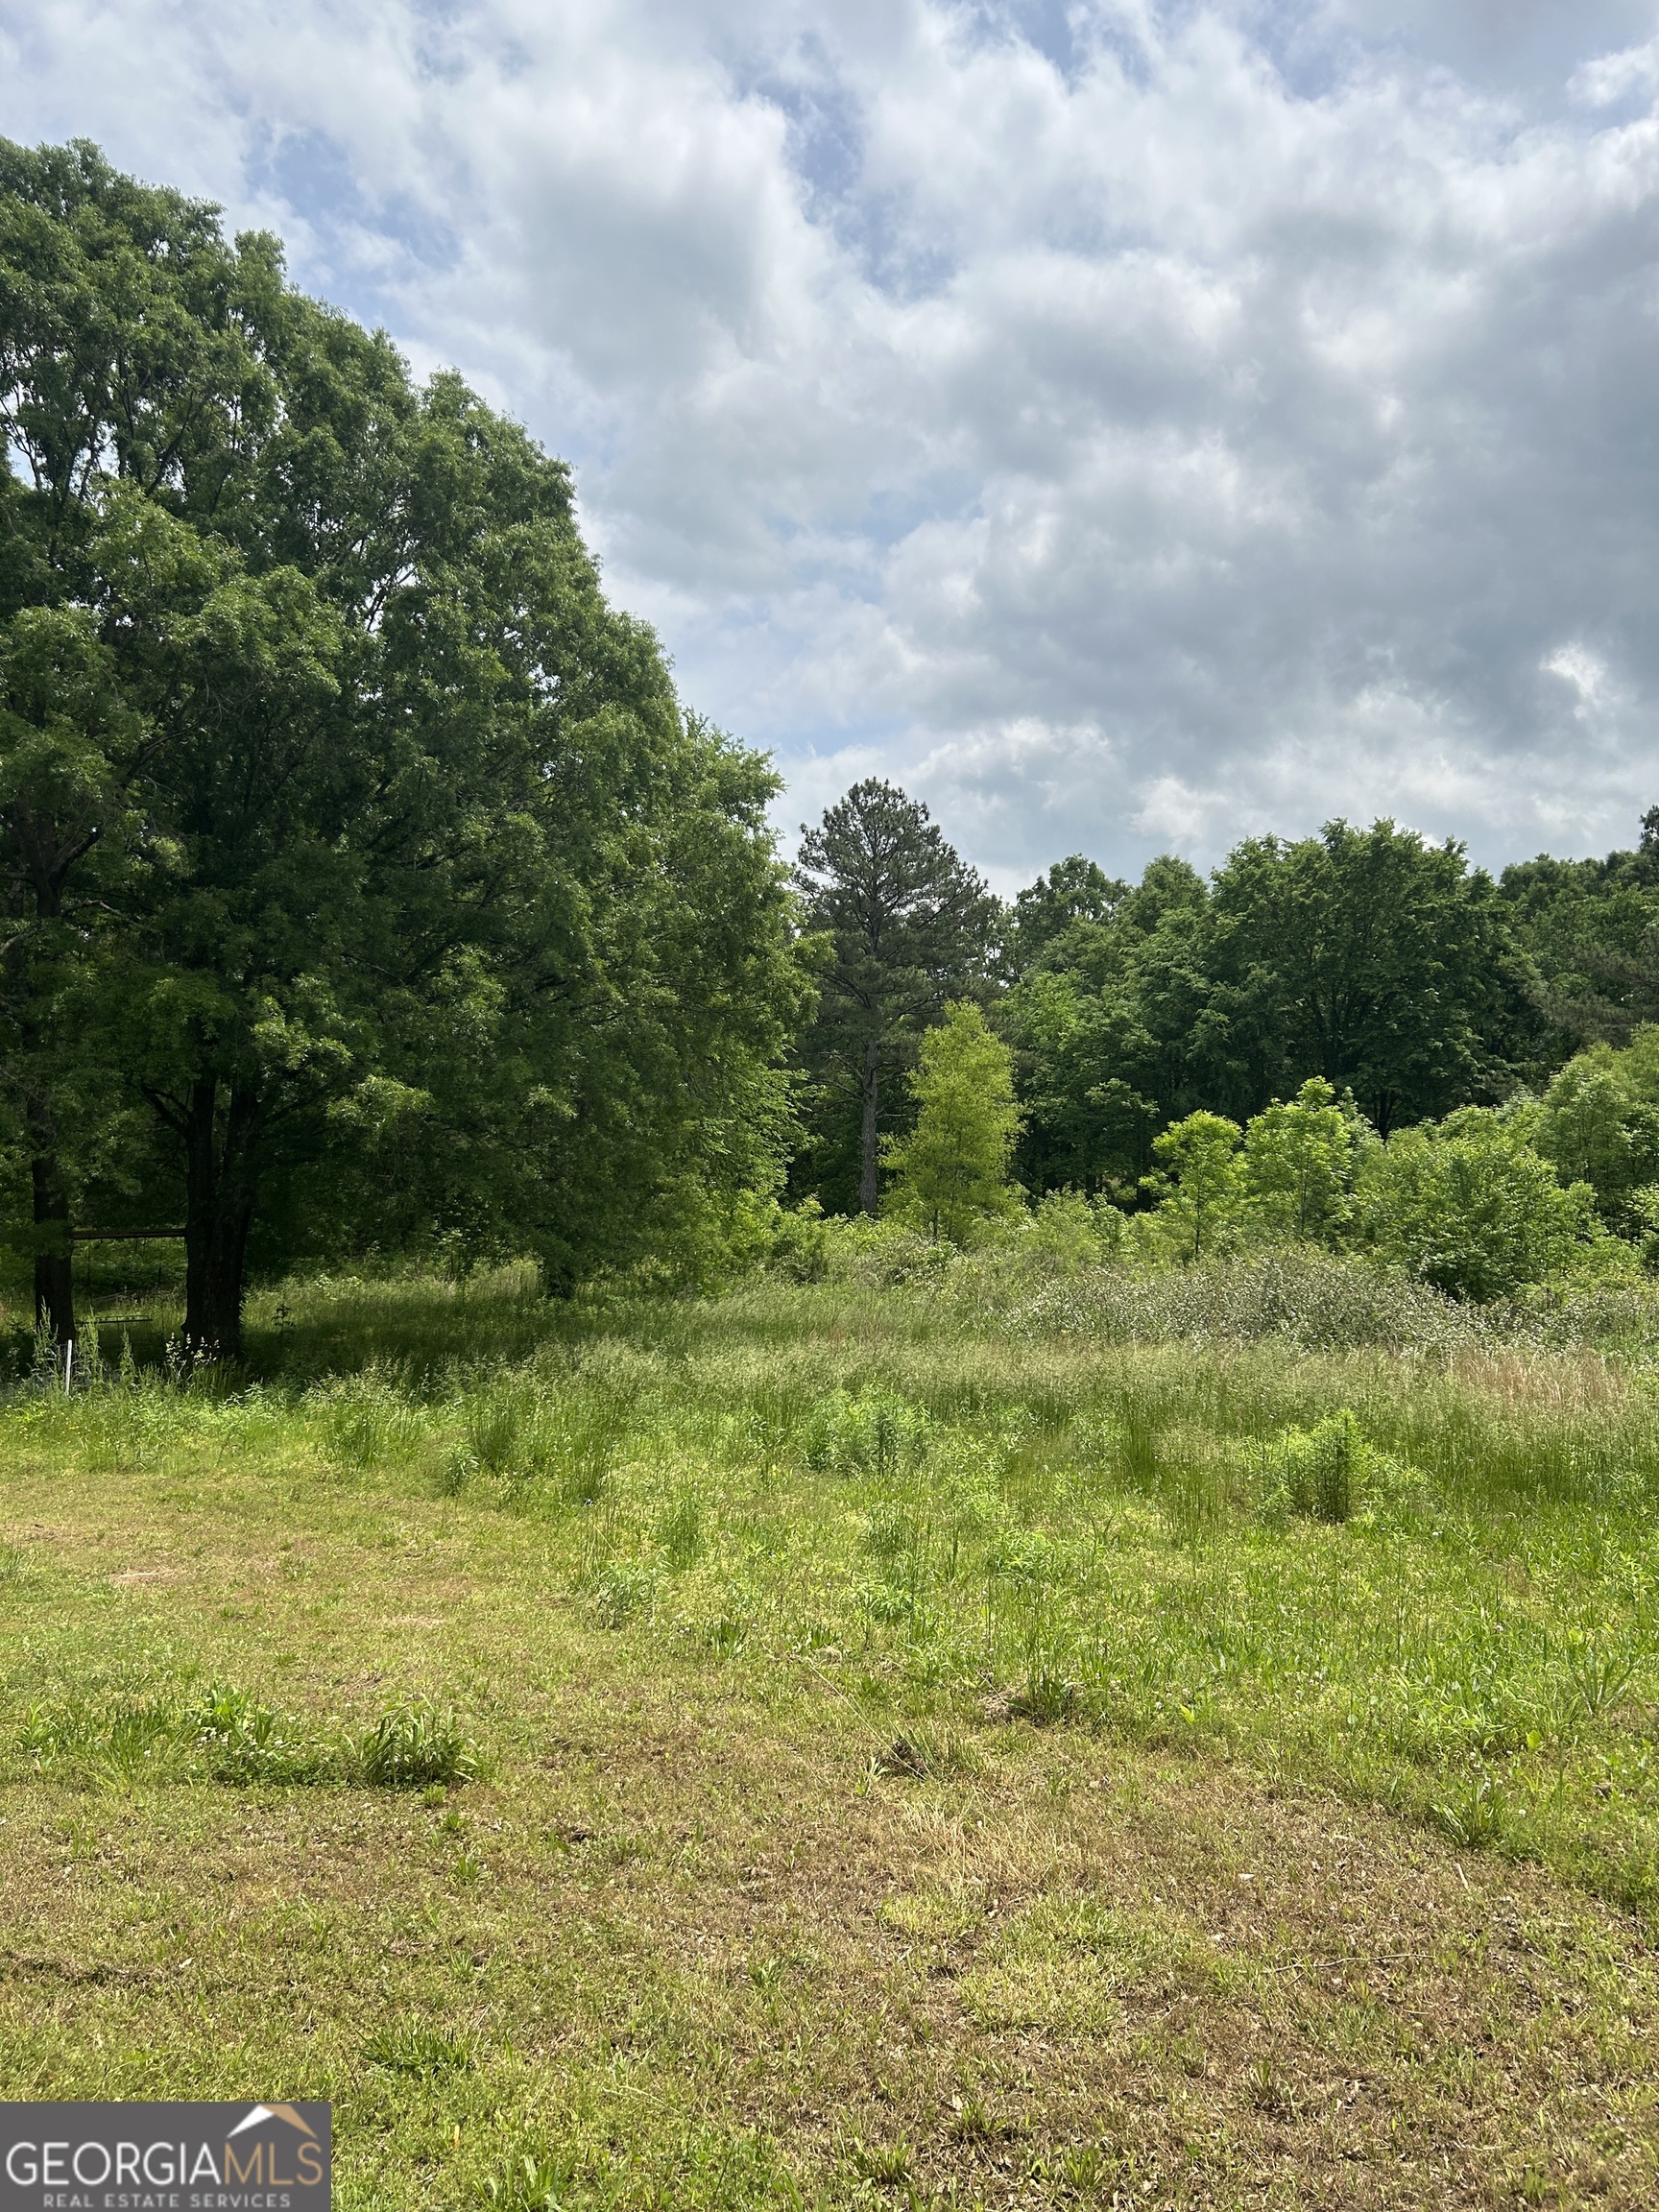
6, 138, 1659, 1360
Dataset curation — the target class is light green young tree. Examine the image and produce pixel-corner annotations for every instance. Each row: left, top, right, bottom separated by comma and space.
1533, 1041, 1659, 1230
880, 1002, 1022, 1243
1242, 1078, 1367, 1244
1142, 1110, 1245, 1261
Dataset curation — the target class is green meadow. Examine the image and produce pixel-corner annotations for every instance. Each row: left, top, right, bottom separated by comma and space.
2, 1263, 1658, 2209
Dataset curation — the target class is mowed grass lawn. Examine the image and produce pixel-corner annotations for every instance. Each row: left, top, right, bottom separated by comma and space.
2, 1270, 1658, 2209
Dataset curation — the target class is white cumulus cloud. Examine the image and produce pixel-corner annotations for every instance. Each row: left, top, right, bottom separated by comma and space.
5, 0, 1659, 888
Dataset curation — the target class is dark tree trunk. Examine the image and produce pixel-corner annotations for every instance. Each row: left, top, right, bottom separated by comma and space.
9, 864, 80, 1358
181, 1076, 260, 1361
859, 1039, 880, 1214
29, 1140, 75, 1354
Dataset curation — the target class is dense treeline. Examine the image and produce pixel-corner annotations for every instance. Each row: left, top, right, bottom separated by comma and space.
791, 783, 1659, 1298
1000, 820, 1548, 1191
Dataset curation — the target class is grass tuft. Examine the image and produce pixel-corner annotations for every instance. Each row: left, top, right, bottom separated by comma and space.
194, 1684, 338, 1786
364, 2018, 478, 2076
356, 1697, 477, 1789
478, 2152, 572, 2210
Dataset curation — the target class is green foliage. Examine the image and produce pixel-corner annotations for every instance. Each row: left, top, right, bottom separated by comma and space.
798, 1385, 927, 1478
1015, 1246, 1496, 1353
766, 1197, 832, 1282
16, 1676, 373, 1788
1501, 835, 1659, 1049
1002, 855, 1207, 1196
591, 1558, 661, 1626
1358, 1106, 1599, 1301
1003, 854, 1125, 972
458, 1381, 564, 1497
658, 1492, 705, 1571
193, 1683, 337, 1786
314, 1366, 430, 1472
19, 1695, 184, 1781
1005, 823, 1543, 1210
880, 1002, 1023, 1243
1022, 1188, 1125, 1269
1240, 1077, 1368, 1244
1142, 1111, 1245, 1262
0, 138, 805, 1356
1252, 1408, 1416, 1527
479, 2152, 574, 2210
1204, 820, 1537, 1132
1534, 1035, 1659, 1228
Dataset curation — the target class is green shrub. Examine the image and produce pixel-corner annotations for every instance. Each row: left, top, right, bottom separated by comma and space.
812, 1214, 949, 1286
1534, 1042, 1659, 1228
861, 1500, 919, 1566
985, 1527, 1064, 1586
1358, 1107, 1599, 1301
1016, 1249, 1493, 1354
768, 1198, 831, 1282
1028, 1188, 1124, 1266
1252, 1408, 1415, 1527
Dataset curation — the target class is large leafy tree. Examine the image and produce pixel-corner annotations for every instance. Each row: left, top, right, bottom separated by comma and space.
1200, 821, 1537, 1134
1, 138, 805, 1355
0, 138, 286, 1347
792, 780, 998, 1214
1002, 854, 1125, 977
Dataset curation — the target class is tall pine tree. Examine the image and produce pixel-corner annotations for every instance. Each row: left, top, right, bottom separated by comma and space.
793, 781, 998, 1214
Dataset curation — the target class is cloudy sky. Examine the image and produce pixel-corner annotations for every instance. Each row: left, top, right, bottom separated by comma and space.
5, 1, 1659, 888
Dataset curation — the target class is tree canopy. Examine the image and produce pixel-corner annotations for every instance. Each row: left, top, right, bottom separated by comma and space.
0, 137, 805, 1353
1003, 822, 1544, 1200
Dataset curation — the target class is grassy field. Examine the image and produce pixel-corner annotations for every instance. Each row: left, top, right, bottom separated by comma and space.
2, 1264, 1658, 2208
